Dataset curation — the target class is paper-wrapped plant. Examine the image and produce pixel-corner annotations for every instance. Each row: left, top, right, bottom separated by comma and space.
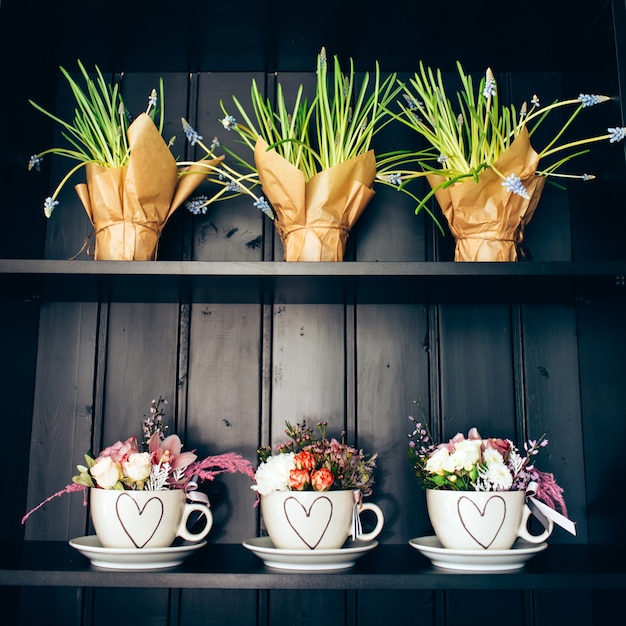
28, 62, 238, 260
387, 62, 626, 261
213, 48, 405, 261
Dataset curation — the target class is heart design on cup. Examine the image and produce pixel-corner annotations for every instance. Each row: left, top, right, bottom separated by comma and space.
115, 493, 165, 548
457, 495, 506, 549
283, 495, 333, 550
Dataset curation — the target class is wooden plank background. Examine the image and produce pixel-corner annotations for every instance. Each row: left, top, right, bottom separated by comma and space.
15, 64, 626, 626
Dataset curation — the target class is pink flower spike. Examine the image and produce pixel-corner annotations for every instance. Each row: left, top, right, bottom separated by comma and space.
189, 452, 256, 483
21, 483, 87, 524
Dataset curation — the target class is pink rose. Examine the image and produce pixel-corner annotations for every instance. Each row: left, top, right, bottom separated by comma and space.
485, 437, 511, 456
311, 467, 334, 491
289, 468, 311, 490
99, 436, 138, 463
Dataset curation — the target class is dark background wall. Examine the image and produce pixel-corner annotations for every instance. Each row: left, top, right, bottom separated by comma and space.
1, 1, 625, 624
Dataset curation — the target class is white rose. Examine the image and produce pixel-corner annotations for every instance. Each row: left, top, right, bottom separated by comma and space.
251, 452, 296, 496
90, 456, 123, 489
447, 439, 482, 471
122, 452, 152, 483
425, 447, 450, 475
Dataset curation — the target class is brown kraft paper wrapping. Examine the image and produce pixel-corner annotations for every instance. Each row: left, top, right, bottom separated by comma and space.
254, 137, 376, 261
75, 113, 222, 260
427, 128, 546, 262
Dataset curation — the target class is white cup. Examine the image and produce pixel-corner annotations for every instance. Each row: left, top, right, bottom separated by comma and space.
426, 489, 553, 550
261, 489, 384, 550
89, 488, 212, 549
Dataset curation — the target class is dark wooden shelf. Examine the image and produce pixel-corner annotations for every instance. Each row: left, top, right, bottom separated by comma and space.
1, 259, 625, 305
0, 542, 624, 590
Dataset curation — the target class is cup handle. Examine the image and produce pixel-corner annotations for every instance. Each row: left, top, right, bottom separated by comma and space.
517, 504, 553, 544
356, 502, 384, 541
177, 503, 213, 543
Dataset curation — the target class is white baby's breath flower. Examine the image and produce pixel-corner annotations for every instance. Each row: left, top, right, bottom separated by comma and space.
251, 452, 296, 495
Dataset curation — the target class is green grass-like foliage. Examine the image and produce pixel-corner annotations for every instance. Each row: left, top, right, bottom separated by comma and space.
220, 48, 401, 181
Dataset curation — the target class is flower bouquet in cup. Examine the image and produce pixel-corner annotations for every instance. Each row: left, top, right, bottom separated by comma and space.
22, 397, 255, 549
214, 48, 406, 261
28, 62, 239, 260
386, 62, 626, 261
407, 414, 576, 550
252, 421, 384, 550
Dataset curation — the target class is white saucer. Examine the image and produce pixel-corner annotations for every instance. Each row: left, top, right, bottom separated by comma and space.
69, 536, 207, 570
409, 536, 547, 571
242, 536, 377, 571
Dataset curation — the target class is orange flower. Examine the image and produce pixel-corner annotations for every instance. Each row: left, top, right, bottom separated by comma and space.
311, 467, 334, 491
293, 450, 315, 472
289, 468, 311, 490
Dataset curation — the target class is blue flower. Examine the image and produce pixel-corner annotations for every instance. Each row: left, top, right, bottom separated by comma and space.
385, 172, 402, 186
221, 115, 237, 131
182, 119, 203, 146
28, 155, 43, 172
185, 195, 209, 215
578, 93, 602, 108
210, 137, 220, 150
482, 69, 496, 98
608, 127, 626, 143
437, 153, 448, 165
253, 196, 275, 220
43, 196, 59, 218
482, 78, 496, 98
403, 94, 420, 111
226, 181, 242, 193
501, 174, 530, 199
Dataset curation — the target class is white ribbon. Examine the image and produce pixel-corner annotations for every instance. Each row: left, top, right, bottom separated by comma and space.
351, 490, 363, 540
526, 481, 576, 536
184, 475, 210, 506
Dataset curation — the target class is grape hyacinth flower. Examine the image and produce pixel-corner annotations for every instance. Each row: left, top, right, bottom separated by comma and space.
501, 174, 530, 199
608, 127, 626, 143
220, 115, 237, 131
253, 196, 275, 219
482, 68, 496, 98
182, 119, 203, 146
28, 155, 43, 172
185, 196, 209, 215
43, 197, 59, 218
578, 93, 609, 108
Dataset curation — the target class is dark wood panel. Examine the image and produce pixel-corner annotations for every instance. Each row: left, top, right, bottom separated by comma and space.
24, 302, 98, 540
192, 72, 267, 262
180, 589, 258, 625
520, 303, 586, 543
270, 304, 346, 430
437, 303, 517, 436
186, 302, 261, 542
576, 298, 626, 544
268, 590, 346, 626
355, 304, 431, 543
